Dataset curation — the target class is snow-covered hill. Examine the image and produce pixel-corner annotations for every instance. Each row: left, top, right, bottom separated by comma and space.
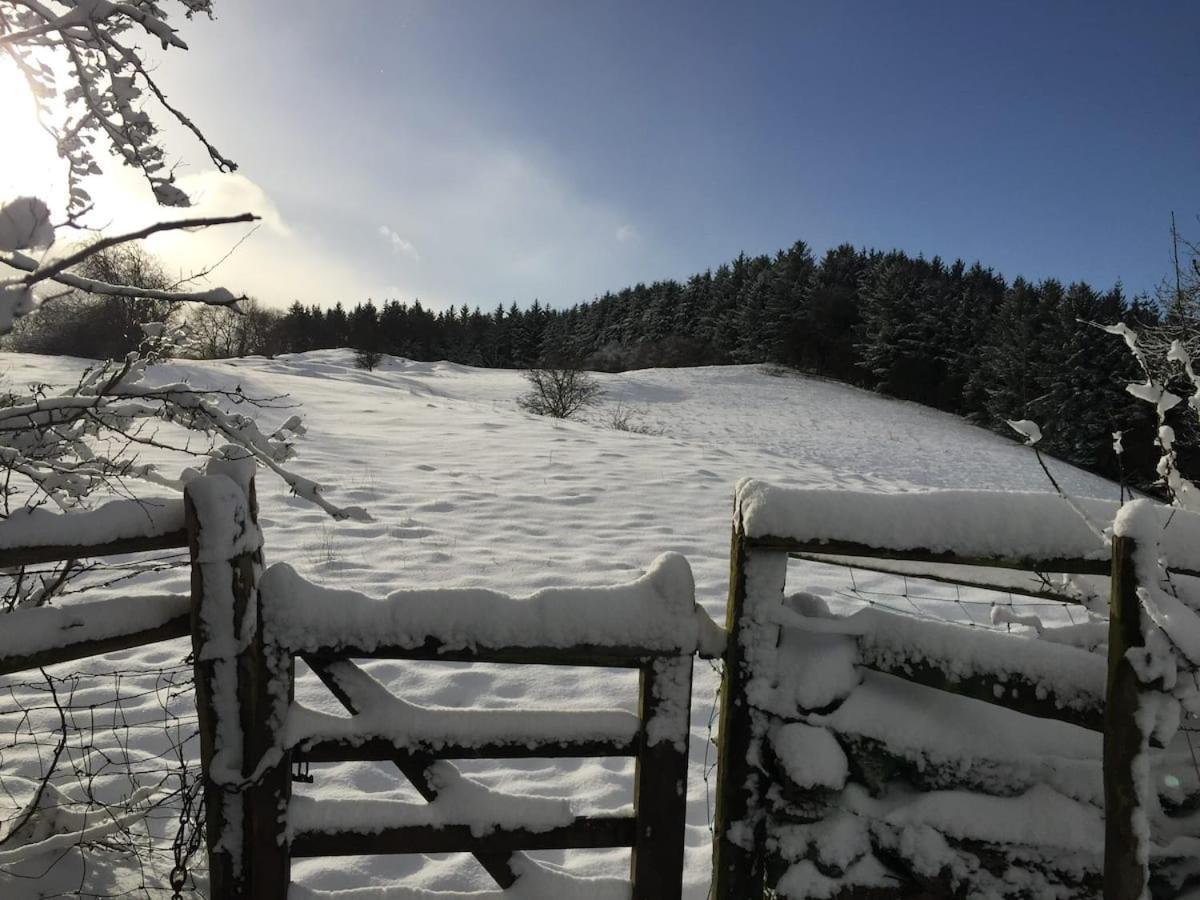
0, 350, 1122, 898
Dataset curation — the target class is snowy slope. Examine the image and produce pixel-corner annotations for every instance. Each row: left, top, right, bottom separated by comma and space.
0, 350, 1123, 898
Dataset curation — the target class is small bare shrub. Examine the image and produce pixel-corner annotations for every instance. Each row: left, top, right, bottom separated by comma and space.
605, 402, 662, 435
518, 367, 604, 419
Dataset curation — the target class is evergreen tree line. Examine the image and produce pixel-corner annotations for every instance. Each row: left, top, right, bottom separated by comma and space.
6, 240, 1182, 487
275, 242, 1171, 486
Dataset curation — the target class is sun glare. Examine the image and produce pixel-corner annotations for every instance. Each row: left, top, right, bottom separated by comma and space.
0, 58, 65, 207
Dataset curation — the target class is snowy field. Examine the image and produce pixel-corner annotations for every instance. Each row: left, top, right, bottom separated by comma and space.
0, 349, 1125, 898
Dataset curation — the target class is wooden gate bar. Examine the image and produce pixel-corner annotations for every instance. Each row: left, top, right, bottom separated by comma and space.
302, 654, 527, 889
291, 816, 637, 857
631, 656, 694, 900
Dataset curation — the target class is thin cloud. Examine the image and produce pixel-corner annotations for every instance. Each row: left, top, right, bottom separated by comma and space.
616, 224, 638, 243
378, 224, 420, 260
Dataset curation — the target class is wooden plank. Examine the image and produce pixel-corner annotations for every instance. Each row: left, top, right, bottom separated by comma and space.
0, 613, 189, 678
857, 653, 1105, 735
294, 734, 638, 763
0, 530, 189, 568
290, 815, 636, 857
631, 656, 693, 900
1104, 535, 1148, 899
711, 523, 769, 900
300, 641, 666, 668
301, 655, 525, 889
750, 534, 1109, 576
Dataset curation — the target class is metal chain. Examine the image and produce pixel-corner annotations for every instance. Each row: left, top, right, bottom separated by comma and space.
169, 864, 188, 900
169, 773, 205, 900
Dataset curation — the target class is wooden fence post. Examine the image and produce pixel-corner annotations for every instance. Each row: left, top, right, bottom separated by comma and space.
187, 474, 291, 900
243, 591, 292, 900
712, 521, 771, 900
1104, 535, 1148, 899
631, 655, 694, 900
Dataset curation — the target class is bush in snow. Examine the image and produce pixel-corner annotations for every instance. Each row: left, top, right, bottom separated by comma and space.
6, 245, 183, 358
183, 298, 286, 359
605, 402, 662, 435
354, 347, 385, 371
517, 366, 604, 419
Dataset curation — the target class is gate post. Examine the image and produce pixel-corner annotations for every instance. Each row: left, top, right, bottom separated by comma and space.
187, 472, 291, 899
1104, 535, 1148, 899
712, 517, 787, 899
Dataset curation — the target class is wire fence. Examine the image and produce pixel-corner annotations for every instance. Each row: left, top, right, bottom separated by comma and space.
0, 658, 206, 898
793, 556, 1100, 631
797, 556, 1200, 755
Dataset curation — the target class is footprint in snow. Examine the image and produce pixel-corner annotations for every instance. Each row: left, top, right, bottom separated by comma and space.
390, 525, 434, 539
553, 495, 595, 506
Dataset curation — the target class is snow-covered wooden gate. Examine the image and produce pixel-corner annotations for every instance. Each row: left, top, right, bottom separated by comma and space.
712, 479, 1200, 900
185, 472, 723, 900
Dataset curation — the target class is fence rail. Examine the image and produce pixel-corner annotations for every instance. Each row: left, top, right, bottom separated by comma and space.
0, 598, 190, 677
0, 498, 191, 677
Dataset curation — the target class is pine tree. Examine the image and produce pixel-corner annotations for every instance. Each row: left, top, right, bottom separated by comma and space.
971, 278, 1056, 428
795, 245, 867, 381
763, 241, 816, 366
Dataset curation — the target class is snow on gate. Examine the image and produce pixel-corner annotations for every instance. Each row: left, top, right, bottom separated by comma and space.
712, 479, 1200, 900
185, 472, 724, 900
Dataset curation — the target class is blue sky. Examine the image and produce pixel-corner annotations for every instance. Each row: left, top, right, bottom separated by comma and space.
141, 0, 1200, 310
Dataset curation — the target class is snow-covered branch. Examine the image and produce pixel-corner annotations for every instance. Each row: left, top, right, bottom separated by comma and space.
18, 213, 259, 287
1, 0, 229, 213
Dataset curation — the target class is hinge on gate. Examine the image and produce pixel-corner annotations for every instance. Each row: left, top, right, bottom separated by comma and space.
291, 758, 314, 783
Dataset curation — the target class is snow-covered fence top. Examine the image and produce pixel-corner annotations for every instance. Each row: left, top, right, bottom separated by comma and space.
0, 593, 190, 678
259, 552, 725, 661
735, 477, 1200, 572
0, 496, 192, 676
0, 496, 186, 567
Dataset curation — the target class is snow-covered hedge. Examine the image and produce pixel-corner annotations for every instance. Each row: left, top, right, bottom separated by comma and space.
761, 601, 1200, 898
